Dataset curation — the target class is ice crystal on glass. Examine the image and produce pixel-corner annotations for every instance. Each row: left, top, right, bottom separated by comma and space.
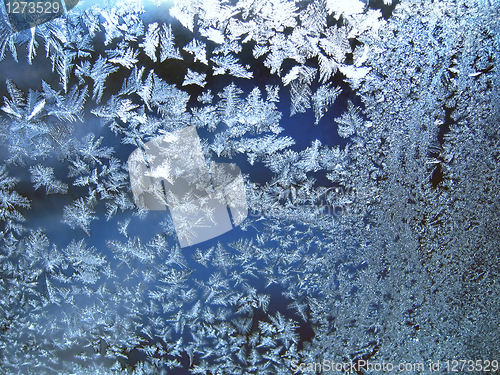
0, 0, 498, 373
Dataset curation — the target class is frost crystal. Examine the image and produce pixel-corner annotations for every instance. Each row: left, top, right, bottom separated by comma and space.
183, 38, 208, 65
334, 100, 363, 137
30, 165, 68, 194
160, 23, 183, 61
182, 68, 207, 87
62, 194, 97, 235
140, 22, 160, 62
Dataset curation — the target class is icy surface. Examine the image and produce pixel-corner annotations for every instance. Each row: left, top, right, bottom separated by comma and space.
0, 0, 499, 373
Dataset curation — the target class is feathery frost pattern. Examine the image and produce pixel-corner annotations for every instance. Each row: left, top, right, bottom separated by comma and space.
0, 0, 499, 373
